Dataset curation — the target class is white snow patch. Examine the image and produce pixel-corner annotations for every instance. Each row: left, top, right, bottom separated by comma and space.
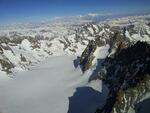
87, 79, 102, 92
88, 27, 94, 34
0, 56, 107, 113
92, 44, 110, 66
20, 39, 32, 51
0, 71, 8, 80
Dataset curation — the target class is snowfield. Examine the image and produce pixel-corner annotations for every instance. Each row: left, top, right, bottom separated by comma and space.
0, 55, 108, 113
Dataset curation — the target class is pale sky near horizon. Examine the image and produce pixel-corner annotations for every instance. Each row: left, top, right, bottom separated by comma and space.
0, 0, 150, 25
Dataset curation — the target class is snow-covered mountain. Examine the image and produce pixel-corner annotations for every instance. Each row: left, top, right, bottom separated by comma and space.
0, 14, 150, 76
0, 14, 150, 113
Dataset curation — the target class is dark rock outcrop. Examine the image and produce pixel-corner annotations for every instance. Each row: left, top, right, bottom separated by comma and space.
80, 40, 97, 72
80, 30, 129, 72
108, 32, 130, 56
0, 57, 14, 74
95, 41, 150, 113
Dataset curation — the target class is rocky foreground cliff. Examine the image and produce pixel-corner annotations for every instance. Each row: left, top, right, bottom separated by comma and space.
94, 41, 150, 113
79, 21, 150, 113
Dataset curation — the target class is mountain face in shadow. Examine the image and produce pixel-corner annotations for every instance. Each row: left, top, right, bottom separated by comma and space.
135, 98, 150, 113
67, 86, 108, 113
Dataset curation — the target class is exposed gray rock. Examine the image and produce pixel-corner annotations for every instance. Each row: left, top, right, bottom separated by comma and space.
80, 40, 97, 72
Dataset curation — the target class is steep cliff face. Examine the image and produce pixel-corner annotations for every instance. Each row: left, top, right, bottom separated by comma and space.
74, 23, 112, 72
95, 41, 150, 113
78, 21, 150, 113
80, 40, 97, 72
79, 30, 129, 72
108, 31, 130, 56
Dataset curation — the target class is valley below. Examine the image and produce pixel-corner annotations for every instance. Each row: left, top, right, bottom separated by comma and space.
0, 55, 108, 113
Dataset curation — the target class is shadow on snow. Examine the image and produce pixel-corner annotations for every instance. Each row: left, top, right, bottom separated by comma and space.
67, 85, 108, 113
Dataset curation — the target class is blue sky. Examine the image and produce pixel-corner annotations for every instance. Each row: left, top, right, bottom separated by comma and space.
0, 0, 150, 25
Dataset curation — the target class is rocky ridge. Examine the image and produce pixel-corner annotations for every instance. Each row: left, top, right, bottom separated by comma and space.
95, 41, 150, 113
78, 21, 150, 113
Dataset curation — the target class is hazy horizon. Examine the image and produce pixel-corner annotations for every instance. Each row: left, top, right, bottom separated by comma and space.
0, 0, 150, 25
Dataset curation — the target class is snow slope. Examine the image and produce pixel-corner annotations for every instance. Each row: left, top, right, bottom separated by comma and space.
0, 55, 108, 113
